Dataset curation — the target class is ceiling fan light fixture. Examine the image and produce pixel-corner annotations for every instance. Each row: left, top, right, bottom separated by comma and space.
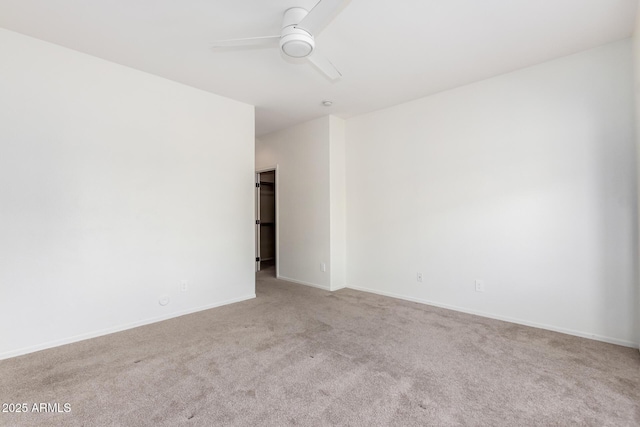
280, 31, 315, 58
211, 1, 345, 79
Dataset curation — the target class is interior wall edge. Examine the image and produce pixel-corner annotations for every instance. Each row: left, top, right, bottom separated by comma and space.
277, 275, 332, 291
346, 284, 639, 349
0, 293, 257, 361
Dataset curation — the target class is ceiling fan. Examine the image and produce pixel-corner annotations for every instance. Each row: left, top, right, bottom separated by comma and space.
211, 0, 348, 80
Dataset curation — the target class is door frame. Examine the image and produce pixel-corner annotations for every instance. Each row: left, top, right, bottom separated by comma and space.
256, 165, 279, 276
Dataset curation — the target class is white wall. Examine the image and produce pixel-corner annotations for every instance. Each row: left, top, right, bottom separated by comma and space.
346, 39, 639, 347
0, 28, 256, 359
330, 116, 347, 290
634, 4, 640, 349
256, 116, 346, 291
256, 117, 332, 289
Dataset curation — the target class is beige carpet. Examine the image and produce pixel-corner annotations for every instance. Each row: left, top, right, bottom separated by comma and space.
1, 269, 639, 426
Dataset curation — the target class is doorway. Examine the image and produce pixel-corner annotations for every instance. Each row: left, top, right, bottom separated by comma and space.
256, 169, 277, 275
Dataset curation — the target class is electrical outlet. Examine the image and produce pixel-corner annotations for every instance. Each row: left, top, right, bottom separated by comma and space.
181, 280, 188, 292
321, 262, 326, 272
475, 279, 485, 292
417, 272, 423, 283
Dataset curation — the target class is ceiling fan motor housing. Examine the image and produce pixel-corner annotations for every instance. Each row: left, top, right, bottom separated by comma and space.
280, 7, 315, 58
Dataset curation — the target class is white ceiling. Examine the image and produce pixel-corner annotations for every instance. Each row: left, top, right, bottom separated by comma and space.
0, 0, 637, 136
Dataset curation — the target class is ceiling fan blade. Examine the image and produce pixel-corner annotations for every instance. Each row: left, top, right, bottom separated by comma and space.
211, 35, 280, 49
296, 0, 350, 35
308, 52, 342, 81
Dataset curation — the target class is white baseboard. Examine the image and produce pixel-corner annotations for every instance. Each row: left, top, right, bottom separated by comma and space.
277, 275, 331, 291
346, 284, 639, 349
0, 293, 256, 361
275, 275, 345, 292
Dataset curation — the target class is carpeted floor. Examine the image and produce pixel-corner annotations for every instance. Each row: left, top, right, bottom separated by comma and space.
1, 268, 639, 426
